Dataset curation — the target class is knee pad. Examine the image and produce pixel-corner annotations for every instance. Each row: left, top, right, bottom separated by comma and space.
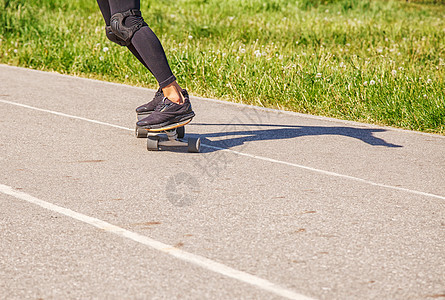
110, 9, 146, 46
105, 26, 127, 46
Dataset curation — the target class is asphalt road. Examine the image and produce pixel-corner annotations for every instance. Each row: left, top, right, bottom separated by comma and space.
1, 64, 444, 299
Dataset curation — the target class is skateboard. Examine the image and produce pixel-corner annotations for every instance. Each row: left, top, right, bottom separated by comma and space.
135, 117, 200, 153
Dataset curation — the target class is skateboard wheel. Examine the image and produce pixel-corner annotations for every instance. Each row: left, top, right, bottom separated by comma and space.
177, 126, 185, 139
135, 126, 148, 138
147, 136, 159, 151
187, 137, 200, 153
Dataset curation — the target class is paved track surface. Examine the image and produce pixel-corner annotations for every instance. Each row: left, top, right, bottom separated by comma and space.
1, 64, 444, 299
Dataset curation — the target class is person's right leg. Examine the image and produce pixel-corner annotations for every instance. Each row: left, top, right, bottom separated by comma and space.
107, 0, 186, 101
97, 0, 152, 73
97, 0, 193, 126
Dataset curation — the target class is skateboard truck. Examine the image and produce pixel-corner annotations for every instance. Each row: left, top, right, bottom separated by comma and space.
135, 119, 200, 153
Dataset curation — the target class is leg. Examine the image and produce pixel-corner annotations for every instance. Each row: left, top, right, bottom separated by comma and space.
97, 0, 194, 129
106, 0, 184, 103
96, 0, 152, 73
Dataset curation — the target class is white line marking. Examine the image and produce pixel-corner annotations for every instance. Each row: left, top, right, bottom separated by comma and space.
1, 99, 444, 201
0, 99, 130, 131
0, 183, 314, 300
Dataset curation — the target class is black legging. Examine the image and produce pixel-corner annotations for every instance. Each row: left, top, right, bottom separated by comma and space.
96, 0, 176, 89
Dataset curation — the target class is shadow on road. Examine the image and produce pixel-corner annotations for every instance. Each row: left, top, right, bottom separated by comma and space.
190, 123, 402, 152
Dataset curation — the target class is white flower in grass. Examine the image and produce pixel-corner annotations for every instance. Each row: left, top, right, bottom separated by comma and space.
254, 50, 261, 57
427, 78, 432, 84
392, 70, 397, 76
316, 73, 322, 78
370, 80, 376, 85
363, 81, 368, 86
125, 75, 129, 79
188, 35, 193, 40
228, 16, 235, 21
239, 48, 246, 54
423, 94, 427, 98
103, 47, 109, 52
99, 56, 104, 61
13, 49, 18, 53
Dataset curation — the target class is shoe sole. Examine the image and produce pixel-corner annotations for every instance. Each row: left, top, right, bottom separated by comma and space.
138, 112, 195, 129
142, 118, 192, 132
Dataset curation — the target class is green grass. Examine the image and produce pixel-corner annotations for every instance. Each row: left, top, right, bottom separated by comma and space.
1, 0, 444, 134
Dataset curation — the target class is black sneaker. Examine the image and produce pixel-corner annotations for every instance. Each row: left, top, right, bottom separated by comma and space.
135, 88, 164, 116
136, 90, 195, 129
